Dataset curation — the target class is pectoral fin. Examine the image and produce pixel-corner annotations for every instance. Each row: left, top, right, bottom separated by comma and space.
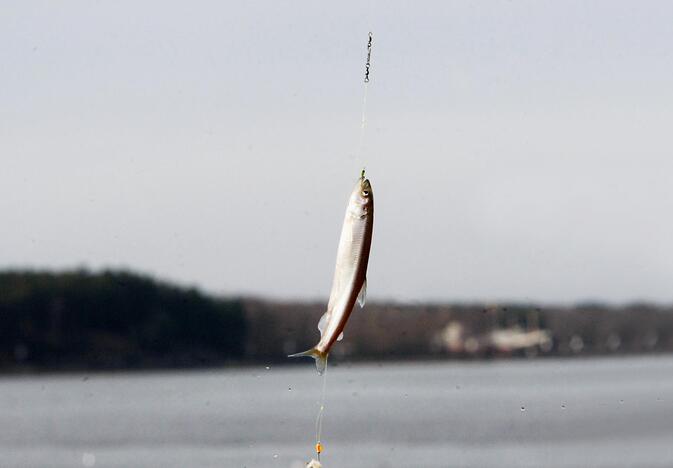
357, 278, 367, 308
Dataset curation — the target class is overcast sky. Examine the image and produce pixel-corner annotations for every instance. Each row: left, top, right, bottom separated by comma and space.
2, 1, 672, 304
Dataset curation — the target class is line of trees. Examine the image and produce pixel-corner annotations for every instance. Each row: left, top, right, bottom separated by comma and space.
244, 300, 673, 362
1, 269, 672, 372
0, 270, 246, 370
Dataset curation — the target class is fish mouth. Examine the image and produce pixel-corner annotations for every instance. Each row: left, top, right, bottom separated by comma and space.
359, 169, 371, 196
361, 178, 371, 196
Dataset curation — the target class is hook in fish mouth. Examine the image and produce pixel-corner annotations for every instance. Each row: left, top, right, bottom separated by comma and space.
360, 176, 371, 197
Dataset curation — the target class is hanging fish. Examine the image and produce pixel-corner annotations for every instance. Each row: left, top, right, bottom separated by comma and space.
289, 170, 374, 374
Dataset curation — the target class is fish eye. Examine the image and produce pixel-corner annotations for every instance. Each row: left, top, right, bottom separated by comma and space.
362, 190, 369, 196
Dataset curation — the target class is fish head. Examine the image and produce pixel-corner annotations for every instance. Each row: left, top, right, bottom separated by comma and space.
348, 172, 373, 217
358, 169, 372, 197
360, 176, 372, 198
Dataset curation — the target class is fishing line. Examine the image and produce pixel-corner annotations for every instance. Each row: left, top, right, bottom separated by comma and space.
358, 0, 375, 168
354, 32, 373, 170
314, 355, 328, 461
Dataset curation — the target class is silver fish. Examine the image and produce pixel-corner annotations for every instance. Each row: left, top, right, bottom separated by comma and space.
289, 171, 374, 374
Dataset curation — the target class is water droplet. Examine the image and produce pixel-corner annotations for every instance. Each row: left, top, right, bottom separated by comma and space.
619, 399, 624, 404
265, 366, 270, 370
288, 387, 292, 391
273, 454, 279, 459
520, 406, 526, 412
561, 404, 566, 409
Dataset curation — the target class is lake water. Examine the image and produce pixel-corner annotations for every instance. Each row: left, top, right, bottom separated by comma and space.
2, 356, 673, 468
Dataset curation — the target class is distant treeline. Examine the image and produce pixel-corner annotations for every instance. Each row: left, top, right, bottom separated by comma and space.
247, 300, 673, 362
0, 270, 245, 370
1, 270, 672, 372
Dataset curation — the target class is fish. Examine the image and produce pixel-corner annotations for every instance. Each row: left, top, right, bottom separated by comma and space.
289, 170, 374, 374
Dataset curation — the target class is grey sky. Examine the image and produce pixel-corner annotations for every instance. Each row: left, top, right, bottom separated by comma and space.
2, 1, 672, 303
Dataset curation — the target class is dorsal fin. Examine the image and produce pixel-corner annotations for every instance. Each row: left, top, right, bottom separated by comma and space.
319, 312, 344, 341
357, 277, 367, 308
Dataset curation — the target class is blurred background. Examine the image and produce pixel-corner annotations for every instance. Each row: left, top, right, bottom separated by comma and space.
2, 1, 673, 467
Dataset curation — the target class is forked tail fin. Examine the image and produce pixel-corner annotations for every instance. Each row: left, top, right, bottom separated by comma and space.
288, 347, 328, 375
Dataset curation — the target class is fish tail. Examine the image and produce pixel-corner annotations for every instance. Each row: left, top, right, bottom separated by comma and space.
288, 347, 328, 375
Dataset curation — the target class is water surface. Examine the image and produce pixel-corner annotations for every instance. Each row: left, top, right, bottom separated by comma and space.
2, 356, 673, 467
